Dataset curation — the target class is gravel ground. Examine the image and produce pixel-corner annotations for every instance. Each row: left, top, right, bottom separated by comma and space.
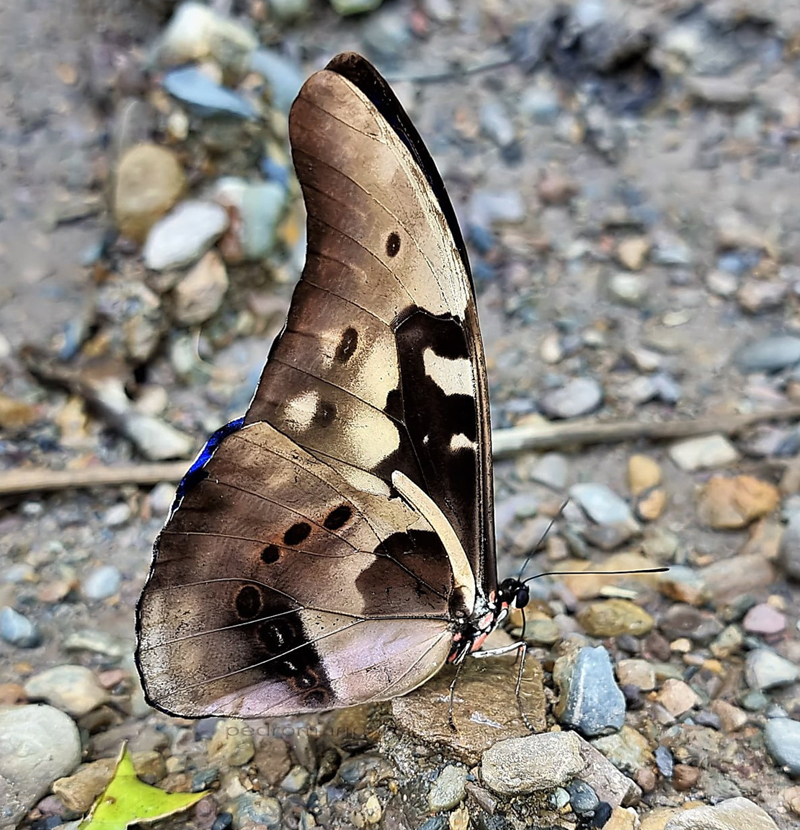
2, 1, 800, 829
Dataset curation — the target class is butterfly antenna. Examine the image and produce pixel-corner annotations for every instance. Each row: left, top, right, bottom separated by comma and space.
515, 499, 570, 582
522, 566, 668, 585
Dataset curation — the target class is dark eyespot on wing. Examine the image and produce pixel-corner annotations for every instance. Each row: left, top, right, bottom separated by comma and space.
284, 522, 311, 545
386, 231, 401, 257
324, 504, 352, 530
314, 400, 337, 427
261, 544, 280, 564
235, 585, 262, 618
335, 327, 359, 363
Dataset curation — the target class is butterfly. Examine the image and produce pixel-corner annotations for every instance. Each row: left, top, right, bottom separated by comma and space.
135, 52, 533, 719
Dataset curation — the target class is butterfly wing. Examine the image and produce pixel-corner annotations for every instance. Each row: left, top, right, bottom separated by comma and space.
136, 53, 495, 716
247, 52, 496, 599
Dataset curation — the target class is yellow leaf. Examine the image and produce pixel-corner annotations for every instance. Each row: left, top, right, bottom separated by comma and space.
79, 743, 207, 830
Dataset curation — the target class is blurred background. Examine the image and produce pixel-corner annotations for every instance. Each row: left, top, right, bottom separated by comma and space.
2, 1, 800, 828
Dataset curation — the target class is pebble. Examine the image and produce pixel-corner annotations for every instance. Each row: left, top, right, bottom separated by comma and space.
148, 482, 176, 515
537, 171, 578, 206
672, 764, 701, 791
248, 48, 303, 113
0, 705, 82, 827
330, 0, 383, 15
737, 280, 788, 314
668, 434, 740, 471
103, 502, 131, 527
659, 605, 723, 645
628, 455, 662, 496
82, 565, 122, 600
569, 483, 635, 526
687, 77, 754, 109
592, 726, 654, 776
555, 645, 626, 737
609, 272, 648, 306
617, 659, 656, 691
52, 758, 116, 811
143, 200, 229, 271
663, 797, 779, 830
780, 511, 800, 581
428, 764, 468, 812
710, 625, 744, 659
567, 779, 600, 815
578, 599, 654, 638
468, 189, 526, 227
636, 488, 667, 522
745, 649, 799, 691
520, 85, 561, 124
479, 101, 515, 149
208, 719, 255, 766
540, 377, 604, 420
229, 792, 282, 828
0, 606, 41, 648
706, 269, 739, 297
743, 603, 786, 637
24, 665, 110, 717
113, 144, 185, 242
480, 731, 584, 795
655, 745, 674, 778
697, 475, 780, 529
711, 700, 748, 732
701, 554, 775, 602
268, 0, 311, 21
656, 679, 702, 718
64, 629, 128, 658
213, 178, 288, 262
524, 617, 561, 645
735, 336, 800, 374
529, 453, 569, 490
280, 765, 310, 793
162, 67, 258, 120
172, 251, 229, 325
157, 2, 257, 73
616, 237, 650, 271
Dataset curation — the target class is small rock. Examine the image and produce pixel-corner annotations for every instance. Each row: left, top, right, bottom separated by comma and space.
82, 565, 121, 601
481, 731, 584, 795
541, 377, 603, 419
781, 510, 800, 581
697, 475, 780, 529
656, 679, 701, 718
468, 189, 526, 227
743, 604, 786, 637
687, 77, 753, 109
144, 200, 229, 271
330, 0, 383, 15
229, 792, 282, 828
208, 719, 255, 766
604, 806, 637, 830
567, 779, 599, 815
628, 455, 662, 496
578, 599, 654, 638
569, 483, 635, 526
555, 645, 626, 737
363, 793, 383, 825
281, 765, 309, 793
248, 49, 303, 113
172, 251, 229, 326
520, 84, 561, 124
668, 434, 740, 471
575, 737, 642, 808
736, 336, 800, 374
0, 607, 41, 648
672, 764, 701, 791
537, 171, 578, 205
617, 659, 656, 692
24, 665, 109, 717
253, 738, 292, 786
663, 797, 779, 830
592, 725, 654, 776
609, 272, 648, 306
428, 764, 468, 812
711, 700, 748, 732
52, 758, 116, 812
63, 629, 128, 658
737, 280, 788, 314
162, 67, 258, 120
103, 503, 131, 527
529, 453, 569, 490
710, 625, 744, 659
148, 482, 176, 515
658, 566, 709, 606
524, 617, 561, 645
745, 649, 799, 691
659, 605, 723, 645
701, 554, 775, 602
636, 488, 667, 522
479, 101, 515, 149
0, 705, 82, 827
705, 269, 739, 297
617, 237, 650, 271
114, 144, 185, 242
213, 178, 288, 262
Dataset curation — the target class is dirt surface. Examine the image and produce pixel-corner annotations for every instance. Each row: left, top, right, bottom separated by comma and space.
2, 1, 800, 829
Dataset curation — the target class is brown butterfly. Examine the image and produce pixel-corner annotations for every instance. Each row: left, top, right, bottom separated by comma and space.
135, 52, 533, 718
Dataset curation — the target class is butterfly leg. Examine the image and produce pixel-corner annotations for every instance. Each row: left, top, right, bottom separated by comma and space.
447, 661, 466, 732
472, 640, 535, 733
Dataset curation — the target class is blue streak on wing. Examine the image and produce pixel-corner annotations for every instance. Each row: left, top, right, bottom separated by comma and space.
176, 416, 246, 498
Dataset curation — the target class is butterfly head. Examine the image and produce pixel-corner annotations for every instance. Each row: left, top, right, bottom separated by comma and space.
498, 577, 530, 610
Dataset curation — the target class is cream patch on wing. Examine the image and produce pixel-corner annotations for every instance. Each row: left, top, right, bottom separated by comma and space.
423, 349, 473, 397
449, 433, 476, 452
342, 406, 401, 468
283, 390, 320, 431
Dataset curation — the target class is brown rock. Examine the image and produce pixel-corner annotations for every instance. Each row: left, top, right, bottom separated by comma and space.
636, 488, 667, 522
700, 554, 776, 601
253, 737, 292, 787
617, 659, 656, 691
617, 237, 651, 271
172, 251, 229, 325
578, 599, 654, 638
561, 553, 662, 601
711, 700, 748, 732
603, 807, 637, 830
636, 767, 657, 794
741, 518, 784, 560
784, 786, 800, 816
656, 679, 701, 717
697, 475, 780, 529
114, 144, 185, 242
53, 758, 116, 812
672, 764, 700, 791
537, 170, 578, 205
628, 455, 662, 496
0, 683, 26, 705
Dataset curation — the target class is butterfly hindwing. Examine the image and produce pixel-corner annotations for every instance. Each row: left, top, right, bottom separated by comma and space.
136, 53, 495, 716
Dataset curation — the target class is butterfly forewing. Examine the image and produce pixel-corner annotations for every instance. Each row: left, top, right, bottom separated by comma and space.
136, 53, 496, 717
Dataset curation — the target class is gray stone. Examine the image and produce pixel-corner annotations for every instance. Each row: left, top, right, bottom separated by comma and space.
172, 251, 229, 325
668, 434, 740, 471
24, 665, 110, 717
248, 49, 303, 113
229, 793, 282, 828
468, 189, 526, 227
0, 607, 41, 648
330, 0, 383, 15
280, 765, 310, 793
735, 336, 800, 374
591, 726, 653, 776
574, 737, 641, 808
764, 718, 800, 777
143, 200, 229, 271
82, 565, 121, 601
428, 764, 468, 812
63, 630, 128, 658
659, 605, 723, 645
480, 101, 515, 148
481, 731, 584, 795
0, 704, 81, 828
664, 797, 779, 830
780, 510, 800, 581
162, 67, 258, 120
745, 649, 799, 691
213, 178, 288, 261
609, 272, 648, 306
541, 378, 603, 420
569, 483, 634, 526
555, 646, 626, 737
529, 453, 569, 490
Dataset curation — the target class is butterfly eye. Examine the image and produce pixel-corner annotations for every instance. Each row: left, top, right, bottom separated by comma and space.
515, 585, 530, 609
